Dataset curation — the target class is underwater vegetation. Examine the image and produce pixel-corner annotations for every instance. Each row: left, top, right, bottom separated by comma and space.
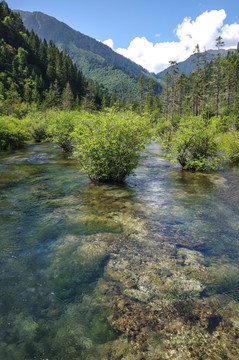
0, 143, 239, 359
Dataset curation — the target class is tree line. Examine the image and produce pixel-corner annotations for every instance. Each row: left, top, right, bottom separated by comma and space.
160, 40, 239, 122
1, 0, 239, 122
1, 0, 239, 180
0, 1, 111, 116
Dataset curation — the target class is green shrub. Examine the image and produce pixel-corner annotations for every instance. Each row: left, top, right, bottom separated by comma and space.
171, 116, 218, 171
155, 118, 171, 137
73, 110, 152, 183
210, 115, 235, 133
47, 111, 80, 152
217, 131, 239, 163
24, 111, 48, 142
0, 116, 26, 150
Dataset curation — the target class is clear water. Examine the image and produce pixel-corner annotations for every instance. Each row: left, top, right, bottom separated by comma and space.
0, 143, 239, 359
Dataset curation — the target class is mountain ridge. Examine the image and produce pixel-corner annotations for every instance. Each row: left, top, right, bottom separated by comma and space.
17, 9, 236, 92
156, 49, 236, 80
17, 10, 161, 96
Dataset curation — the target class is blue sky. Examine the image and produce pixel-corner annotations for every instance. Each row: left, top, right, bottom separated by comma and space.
6, 0, 239, 72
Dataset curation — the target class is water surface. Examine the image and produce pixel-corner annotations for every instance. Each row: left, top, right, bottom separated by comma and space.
0, 143, 239, 359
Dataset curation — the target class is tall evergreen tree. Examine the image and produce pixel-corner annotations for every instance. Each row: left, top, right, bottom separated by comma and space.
214, 36, 225, 117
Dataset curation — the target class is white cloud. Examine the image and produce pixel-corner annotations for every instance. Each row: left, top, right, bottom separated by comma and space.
176, 10, 226, 50
103, 38, 114, 49
103, 10, 239, 73
116, 38, 186, 73
221, 23, 239, 48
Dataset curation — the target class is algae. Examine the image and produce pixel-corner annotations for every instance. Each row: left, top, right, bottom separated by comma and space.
0, 143, 239, 359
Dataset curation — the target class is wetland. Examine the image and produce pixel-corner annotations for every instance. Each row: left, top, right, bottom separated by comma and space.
0, 142, 239, 359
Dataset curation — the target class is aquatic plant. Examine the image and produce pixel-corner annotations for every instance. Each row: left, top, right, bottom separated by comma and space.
217, 131, 239, 163
73, 110, 152, 183
24, 111, 48, 142
0, 116, 26, 150
1, 142, 239, 360
170, 116, 219, 171
47, 110, 81, 152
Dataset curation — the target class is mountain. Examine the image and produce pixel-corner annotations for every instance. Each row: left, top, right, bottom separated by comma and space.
0, 1, 94, 110
156, 49, 236, 80
17, 10, 162, 97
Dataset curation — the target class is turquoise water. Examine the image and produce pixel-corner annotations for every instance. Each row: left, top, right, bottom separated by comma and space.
0, 143, 239, 359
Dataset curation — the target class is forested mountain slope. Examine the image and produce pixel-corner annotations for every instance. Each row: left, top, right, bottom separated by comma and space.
0, 1, 108, 113
18, 10, 162, 96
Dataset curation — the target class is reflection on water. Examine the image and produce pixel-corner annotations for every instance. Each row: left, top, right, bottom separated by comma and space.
0, 142, 239, 359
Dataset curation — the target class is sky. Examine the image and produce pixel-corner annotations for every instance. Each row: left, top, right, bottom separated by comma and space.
6, 0, 239, 73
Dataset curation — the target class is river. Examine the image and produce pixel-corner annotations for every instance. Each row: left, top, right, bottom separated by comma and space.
0, 142, 239, 359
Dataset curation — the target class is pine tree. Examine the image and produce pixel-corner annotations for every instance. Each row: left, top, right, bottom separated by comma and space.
168, 60, 179, 122
214, 36, 225, 117
162, 71, 171, 120
137, 75, 147, 114
175, 72, 187, 117
44, 79, 61, 108
62, 82, 74, 110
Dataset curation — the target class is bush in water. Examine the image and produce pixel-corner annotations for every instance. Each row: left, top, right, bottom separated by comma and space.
47, 111, 80, 152
217, 131, 239, 163
73, 110, 152, 183
171, 116, 218, 171
0, 116, 26, 150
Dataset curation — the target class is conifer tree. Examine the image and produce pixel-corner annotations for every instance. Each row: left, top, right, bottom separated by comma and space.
137, 75, 147, 114
162, 71, 171, 120
214, 36, 225, 117
62, 82, 74, 110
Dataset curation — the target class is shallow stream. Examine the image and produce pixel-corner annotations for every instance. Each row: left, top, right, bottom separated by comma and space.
0, 143, 239, 359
